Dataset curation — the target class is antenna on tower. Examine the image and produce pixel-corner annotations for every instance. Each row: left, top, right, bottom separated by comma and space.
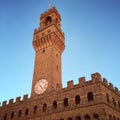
49, 3, 52, 9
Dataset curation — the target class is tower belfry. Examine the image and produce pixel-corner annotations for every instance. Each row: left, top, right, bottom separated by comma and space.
31, 7, 65, 97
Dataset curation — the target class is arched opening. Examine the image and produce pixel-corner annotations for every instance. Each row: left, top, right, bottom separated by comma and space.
11, 112, 14, 119
67, 117, 73, 120
112, 98, 116, 106
113, 116, 116, 120
43, 103, 47, 112
87, 92, 94, 101
76, 116, 81, 120
45, 16, 52, 26
106, 94, 110, 103
53, 100, 57, 109
64, 98, 68, 107
109, 115, 112, 120
84, 114, 91, 120
94, 114, 99, 120
75, 95, 80, 104
18, 110, 22, 117
33, 106, 37, 114
4, 113, 7, 120
25, 108, 29, 116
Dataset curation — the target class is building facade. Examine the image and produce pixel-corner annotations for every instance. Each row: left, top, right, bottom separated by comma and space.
0, 7, 120, 120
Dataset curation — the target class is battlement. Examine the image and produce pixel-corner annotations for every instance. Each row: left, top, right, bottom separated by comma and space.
40, 6, 61, 20
0, 94, 30, 107
0, 73, 119, 108
66, 72, 120, 95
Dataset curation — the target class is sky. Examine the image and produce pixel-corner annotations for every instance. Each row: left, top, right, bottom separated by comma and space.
0, 0, 120, 104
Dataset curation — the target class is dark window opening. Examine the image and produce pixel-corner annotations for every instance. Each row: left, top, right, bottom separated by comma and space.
106, 94, 110, 103
112, 98, 116, 106
18, 110, 22, 117
4, 113, 7, 120
85, 115, 91, 120
64, 98, 68, 107
94, 114, 99, 120
25, 108, 29, 116
76, 116, 81, 120
33, 106, 37, 114
46, 16, 52, 26
67, 117, 73, 120
53, 100, 57, 109
75, 95, 80, 104
11, 112, 14, 119
43, 103, 47, 112
87, 92, 94, 101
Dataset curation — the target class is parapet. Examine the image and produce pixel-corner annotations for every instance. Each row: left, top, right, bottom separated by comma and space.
0, 94, 29, 108
65, 72, 120, 95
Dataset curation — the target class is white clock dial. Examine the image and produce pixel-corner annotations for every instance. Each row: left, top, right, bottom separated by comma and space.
34, 79, 48, 94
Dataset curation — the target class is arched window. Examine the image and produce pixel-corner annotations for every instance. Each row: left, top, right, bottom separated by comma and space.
53, 100, 57, 109
106, 94, 109, 103
46, 16, 52, 26
93, 114, 99, 120
18, 110, 22, 117
75, 95, 80, 104
11, 112, 14, 119
25, 108, 29, 116
76, 116, 81, 120
67, 117, 73, 120
43, 103, 47, 112
87, 92, 94, 101
118, 101, 120, 108
4, 113, 7, 120
84, 114, 91, 120
109, 115, 112, 120
113, 116, 116, 120
33, 106, 37, 114
64, 98, 68, 107
60, 119, 64, 120
112, 98, 116, 106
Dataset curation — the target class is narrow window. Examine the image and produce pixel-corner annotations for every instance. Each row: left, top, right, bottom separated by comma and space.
67, 117, 73, 120
64, 98, 68, 107
106, 94, 109, 103
33, 106, 37, 114
43, 103, 47, 112
87, 92, 94, 101
11, 112, 14, 119
4, 113, 7, 120
18, 110, 22, 117
109, 115, 112, 120
75, 95, 80, 104
113, 116, 116, 120
53, 100, 57, 109
76, 116, 81, 120
25, 108, 29, 116
85, 115, 91, 120
118, 101, 120, 108
112, 98, 116, 106
94, 114, 99, 120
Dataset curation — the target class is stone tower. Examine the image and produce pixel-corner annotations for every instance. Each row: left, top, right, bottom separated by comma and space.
31, 7, 65, 97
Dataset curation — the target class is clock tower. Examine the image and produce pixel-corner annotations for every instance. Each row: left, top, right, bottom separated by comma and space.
31, 7, 65, 97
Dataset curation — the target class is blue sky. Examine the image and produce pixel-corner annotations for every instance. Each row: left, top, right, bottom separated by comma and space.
0, 0, 120, 104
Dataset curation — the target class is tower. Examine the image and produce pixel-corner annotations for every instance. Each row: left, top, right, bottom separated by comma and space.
31, 7, 65, 97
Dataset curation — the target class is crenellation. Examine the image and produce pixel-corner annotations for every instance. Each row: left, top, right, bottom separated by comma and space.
67, 80, 74, 88
109, 83, 114, 90
2, 101, 7, 106
23, 94, 29, 101
16, 96, 21, 103
79, 76, 86, 85
103, 78, 108, 85
9, 98, 14, 105
91, 72, 102, 83
115, 87, 119, 93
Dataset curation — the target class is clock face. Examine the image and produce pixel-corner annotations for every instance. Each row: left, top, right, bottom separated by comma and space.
34, 79, 48, 94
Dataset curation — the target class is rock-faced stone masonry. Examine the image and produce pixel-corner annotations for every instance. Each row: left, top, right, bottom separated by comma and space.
0, 7, 120, 120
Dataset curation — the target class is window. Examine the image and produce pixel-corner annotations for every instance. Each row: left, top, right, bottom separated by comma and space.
53, 100, 57, 109
67, 117, 72, 120
109, 115, 112, 120
76, 116, 81, 120
4, 113, 7, 120
11, 112, 14, 119
87, 92, 94, 101
118, 101, 120, 108
106, 94, 109, 103
84, 115, 91, 120
75, 95, 80, 104
64, 98, 68, 107
33, 106, 37, 114
43, 103, 47, 112
112, 98, 116, 106
46, 16, 52, 26
18, 110, 22, 117
113, 116, 116, 120
94, 114, 99, 120
25, 108, 29, 116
